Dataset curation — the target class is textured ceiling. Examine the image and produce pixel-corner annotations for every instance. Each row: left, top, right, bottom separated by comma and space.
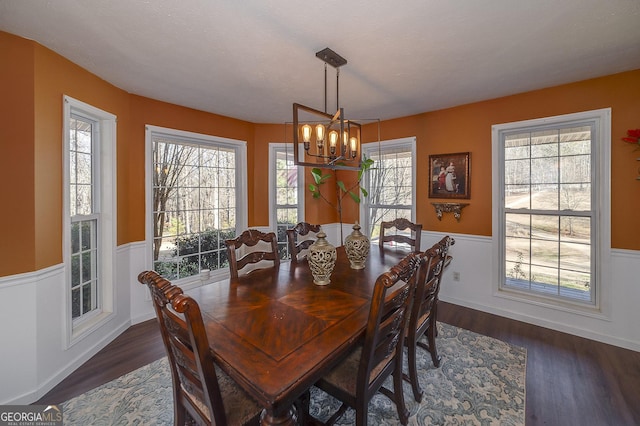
1, 0, 639, 123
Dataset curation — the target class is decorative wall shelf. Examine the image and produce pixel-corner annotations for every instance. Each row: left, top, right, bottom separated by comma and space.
431, 202, 469, 222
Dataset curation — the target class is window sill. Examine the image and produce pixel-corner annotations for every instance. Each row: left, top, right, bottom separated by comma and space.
494, 286, 611, 321
68, 310, 115, 348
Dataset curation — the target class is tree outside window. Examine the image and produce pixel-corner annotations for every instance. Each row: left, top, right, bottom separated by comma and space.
152, 136, 239, 280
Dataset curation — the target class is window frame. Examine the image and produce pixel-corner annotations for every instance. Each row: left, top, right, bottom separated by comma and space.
491, 108, 611, 315
145, 125, 248, 287
63, 96, 117, 347
268, 143, 305, 260
360, 137, 417, 241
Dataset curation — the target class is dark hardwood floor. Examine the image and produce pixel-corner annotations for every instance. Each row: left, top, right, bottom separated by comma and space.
36, 301, 640, 425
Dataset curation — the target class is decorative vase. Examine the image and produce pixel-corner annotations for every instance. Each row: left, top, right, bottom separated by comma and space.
344, 222, 370, 270
307, 231, 337, 285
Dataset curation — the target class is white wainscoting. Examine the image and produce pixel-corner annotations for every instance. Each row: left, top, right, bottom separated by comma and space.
423, 231, 640, 352
0, 245, 135, 405
128, 241, 157, 325
0, 270, 38, 404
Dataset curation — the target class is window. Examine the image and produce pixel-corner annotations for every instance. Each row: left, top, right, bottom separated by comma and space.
361, 137, 416, 241
269, 144, 303, 259
146, 126, 247, 284
492, 109, 611, 310
63, 96, 116, 344
69, 115, 98, 319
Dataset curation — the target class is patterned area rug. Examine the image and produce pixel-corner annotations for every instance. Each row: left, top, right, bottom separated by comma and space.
63, 323, 526, 425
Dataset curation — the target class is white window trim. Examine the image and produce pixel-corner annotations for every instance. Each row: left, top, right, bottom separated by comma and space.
268, 143, 305, 232
491, 108, 611, 318
63, 95, 117, 348
145, 125, 248, 288
360, 137, 417, 236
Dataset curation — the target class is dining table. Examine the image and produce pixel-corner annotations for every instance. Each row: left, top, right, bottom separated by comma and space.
187, 244, 410, 426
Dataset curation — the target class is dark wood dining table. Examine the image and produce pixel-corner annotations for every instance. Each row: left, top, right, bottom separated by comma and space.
188, 244, 410, 426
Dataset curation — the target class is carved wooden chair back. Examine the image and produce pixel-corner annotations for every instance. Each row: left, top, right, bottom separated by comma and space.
225, 229, 280, 279
378, 218, 423, 253
286, 222, 321, 262
404, 235, 455, 402
313, 252, 424, 426
138, 270, 261, 426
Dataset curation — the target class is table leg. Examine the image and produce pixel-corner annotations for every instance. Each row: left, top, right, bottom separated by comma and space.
260, 406, 297, 426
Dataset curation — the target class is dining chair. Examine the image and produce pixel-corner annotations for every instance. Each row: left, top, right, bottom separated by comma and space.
378, 218, 423, 253
404, 235, 455, 402
225, 229, 280, 279
137, 270, 261, 426
286, 222, 321, 262
310, 252, 424, 426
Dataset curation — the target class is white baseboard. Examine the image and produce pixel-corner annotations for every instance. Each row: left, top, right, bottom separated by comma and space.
131, 311, 157, 326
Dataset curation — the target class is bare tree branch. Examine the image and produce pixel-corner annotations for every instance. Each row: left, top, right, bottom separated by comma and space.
152, 140, 197, 261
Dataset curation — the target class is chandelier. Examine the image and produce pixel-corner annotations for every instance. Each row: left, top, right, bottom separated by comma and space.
292, 48, 373, 171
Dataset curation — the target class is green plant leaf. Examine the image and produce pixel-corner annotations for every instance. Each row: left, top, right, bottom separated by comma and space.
306, 157, 374, 214
357, 156, 374, 180
311, 168, 323, 184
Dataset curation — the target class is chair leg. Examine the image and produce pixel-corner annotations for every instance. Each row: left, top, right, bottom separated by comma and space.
406, 337, 424, 402
174, 403, 187, 426
393, 370, 410, 425
434, 305, 439, 337
426, 324, 441, 367
355, 398, 368, 426
322, 403, 348, 426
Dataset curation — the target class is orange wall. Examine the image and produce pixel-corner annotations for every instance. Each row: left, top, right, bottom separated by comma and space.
0, 32, 36, 273
2, 30, 639, 278
380, 70, 640, 249
31, 42, 131, 270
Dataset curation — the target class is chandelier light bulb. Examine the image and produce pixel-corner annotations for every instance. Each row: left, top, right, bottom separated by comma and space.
342, 131, 349, 155
315, 124, 325, 149
301, 124, 312, 143
329, 130, 338, 155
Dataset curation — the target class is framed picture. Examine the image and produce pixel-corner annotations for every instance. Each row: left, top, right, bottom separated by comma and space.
428, 152, 470, 199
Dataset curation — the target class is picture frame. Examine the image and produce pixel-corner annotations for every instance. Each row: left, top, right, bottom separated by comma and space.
428, 152, 470, 199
